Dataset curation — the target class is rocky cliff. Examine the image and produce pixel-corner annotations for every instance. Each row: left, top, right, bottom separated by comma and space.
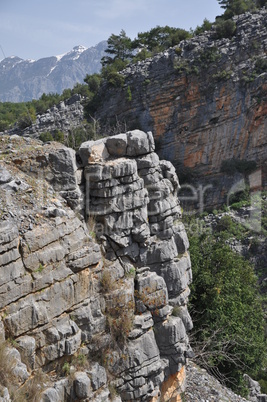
0, 131, 192, 401
7, 94, 85, 139
95, 10, 267, 210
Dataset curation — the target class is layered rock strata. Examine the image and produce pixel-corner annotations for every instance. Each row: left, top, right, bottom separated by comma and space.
6, 94, 85, 139
0, 131, 192, 401
95, 10, 267, 209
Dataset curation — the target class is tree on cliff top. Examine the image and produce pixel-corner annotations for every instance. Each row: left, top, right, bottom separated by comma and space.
101, 29, 133, 67
101, 26, 192, 72
218, 0, 266, 18
132, 25, 191, 54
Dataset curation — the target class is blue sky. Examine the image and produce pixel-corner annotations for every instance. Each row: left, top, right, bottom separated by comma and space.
0, 0, 223, 61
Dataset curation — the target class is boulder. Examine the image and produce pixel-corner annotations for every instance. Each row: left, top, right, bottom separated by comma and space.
0, 166, 12, 184
16, 335, 36, 370
89, 363, 107, 391
73, 372, 91, 399
48, 147, 78, 191
126, 130, 155, 156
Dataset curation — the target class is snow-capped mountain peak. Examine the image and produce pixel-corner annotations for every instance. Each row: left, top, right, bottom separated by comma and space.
56, 45, 88, 62
0, 41, 107, 102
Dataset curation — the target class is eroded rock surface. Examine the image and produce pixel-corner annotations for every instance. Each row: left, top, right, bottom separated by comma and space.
95, 10, 267, 210
0, 131, 192, 401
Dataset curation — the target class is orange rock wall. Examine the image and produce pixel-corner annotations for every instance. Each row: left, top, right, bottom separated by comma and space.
159, 366, 186, 402
96, 11, 267, 208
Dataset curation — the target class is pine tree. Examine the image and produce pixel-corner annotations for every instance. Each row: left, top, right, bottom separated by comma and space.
101, 29, 133, 66
218, 0, 258, 18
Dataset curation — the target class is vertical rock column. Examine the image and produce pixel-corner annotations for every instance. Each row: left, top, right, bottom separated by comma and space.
79, 130, 193, 401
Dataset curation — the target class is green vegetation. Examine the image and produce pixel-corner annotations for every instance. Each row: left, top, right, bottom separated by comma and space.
212, 69, 233, 81
39, 130, 65, 143
197, 46, 221, 67
213, 18, 237, 39
36, 263, 45, 273
102, 29, 133, 68
1, 0, 266, 139
0, 102, 36, 132
188, 218, 267, 395
194, 18, 213, 36
132, 26, 191, 54
126, 85, 132, 102
0, 84, 91, 132
218, 0, 266, 19
255, 57, 267, 74
62, 361, 71, 376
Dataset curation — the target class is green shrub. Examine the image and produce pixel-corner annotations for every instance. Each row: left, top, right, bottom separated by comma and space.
53, 130, 65, 143
84, 73, 102, 93
230, 199, 251, 209
213, 69, 233, 81
126, 85, 132, 102
189, 229, 267, 395
62, 362, 70, 376
194, 18, 213, 36
39, 132, 53, 142
255, 57, 267, 74
125, 266, 136, 278
198, 47, 221, 65
215, 215, 247, 240
106, 71, 125, 88
214, 19, 237, 39
174, 47, 182, 55
132, 48, 152, 62
173, 59, 191, 75
17, 114, 33, 130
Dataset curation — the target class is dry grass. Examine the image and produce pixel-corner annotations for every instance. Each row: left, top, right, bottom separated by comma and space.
101, 270, 117, 293
106, 294, 135, 343
0, 341, 49, 401
0, 341, 17, 390
13, 369, 49, 402
87, 213, 97, 239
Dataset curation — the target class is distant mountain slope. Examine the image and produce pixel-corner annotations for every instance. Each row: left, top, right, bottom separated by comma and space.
0, 41, 107, 102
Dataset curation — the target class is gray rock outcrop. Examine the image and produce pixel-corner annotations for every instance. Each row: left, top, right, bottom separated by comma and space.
244, 374, 267, 402
6, 94, 85, 139
0, 131, 192, 401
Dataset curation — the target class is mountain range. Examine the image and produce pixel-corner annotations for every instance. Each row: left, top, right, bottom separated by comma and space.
0, 41, 107, 102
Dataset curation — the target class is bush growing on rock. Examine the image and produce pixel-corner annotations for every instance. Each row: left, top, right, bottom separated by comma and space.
39, 131, 53, 142
214, 18, 237, 39
189, 225, 267, 396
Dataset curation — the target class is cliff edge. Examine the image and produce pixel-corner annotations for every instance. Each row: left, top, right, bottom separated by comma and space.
95, 10, 267, 210
0, 131, 192, 401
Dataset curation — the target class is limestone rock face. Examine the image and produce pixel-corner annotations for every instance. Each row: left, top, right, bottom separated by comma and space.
0, 132, 191, 401
95, 10, 267, 210
6, 94, 85, 139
